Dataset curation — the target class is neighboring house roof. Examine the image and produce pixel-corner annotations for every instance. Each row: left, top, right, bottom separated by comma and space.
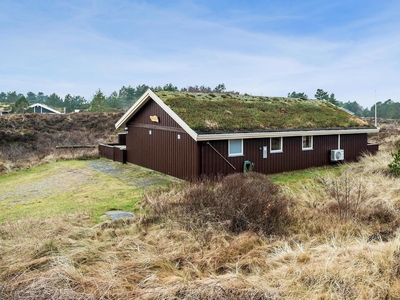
116, 89, 379, 141
29, 103, 62, 114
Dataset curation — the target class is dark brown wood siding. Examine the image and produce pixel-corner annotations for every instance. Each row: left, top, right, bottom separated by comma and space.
99, 144, 115, 161
118, 133, 126, 145
367, 143, 379, 155
125, 99, 200, 180
129, 100, 182, 128
99, 144, 126, 163
340, 133, 368, 161
113, 147, 127, 164
201, 134, 368, 176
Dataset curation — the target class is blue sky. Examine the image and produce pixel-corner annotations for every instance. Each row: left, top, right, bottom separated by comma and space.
1, 0, 399, 107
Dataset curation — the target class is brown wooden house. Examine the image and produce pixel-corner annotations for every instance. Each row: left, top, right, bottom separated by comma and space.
112, 89, 379, 180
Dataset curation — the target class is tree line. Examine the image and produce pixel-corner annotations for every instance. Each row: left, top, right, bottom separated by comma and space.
1, 85, 399, 119
1, 83, 233, 114
288, 89, 399, 119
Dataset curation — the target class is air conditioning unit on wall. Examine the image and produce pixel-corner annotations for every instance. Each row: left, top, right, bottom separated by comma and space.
331, 149, 344, 162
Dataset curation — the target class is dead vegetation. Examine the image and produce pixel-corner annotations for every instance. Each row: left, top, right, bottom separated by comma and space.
1, 120, 400, 299
0, 112, 123, 174
144, 173, 290, 235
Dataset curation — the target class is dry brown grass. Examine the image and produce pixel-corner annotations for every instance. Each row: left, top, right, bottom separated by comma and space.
2, 201, 400, 299
1, 121, 400, 299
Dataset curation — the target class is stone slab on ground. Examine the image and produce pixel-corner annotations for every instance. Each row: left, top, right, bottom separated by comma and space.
104, 210, 135, 220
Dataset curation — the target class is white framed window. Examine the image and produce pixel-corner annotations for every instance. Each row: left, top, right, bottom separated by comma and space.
302, 136, 313, 150
228, 139, 243, 157
270, 137, 283, 153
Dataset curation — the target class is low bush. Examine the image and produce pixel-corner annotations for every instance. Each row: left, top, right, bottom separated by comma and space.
145, 172, 290, 235
388, 146, 400, 177
321, 171, 368, 220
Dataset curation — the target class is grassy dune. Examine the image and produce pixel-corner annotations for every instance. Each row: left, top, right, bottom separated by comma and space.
0, 121, 400, 299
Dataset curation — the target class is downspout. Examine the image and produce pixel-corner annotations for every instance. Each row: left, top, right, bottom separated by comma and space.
338, 135, 341, 149
200, 142, 204, 177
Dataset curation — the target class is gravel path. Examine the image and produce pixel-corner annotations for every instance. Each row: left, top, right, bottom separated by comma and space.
87, 161, 131, 181
87, 160, 178, 188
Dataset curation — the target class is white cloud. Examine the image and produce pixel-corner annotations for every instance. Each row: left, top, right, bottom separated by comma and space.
1, 0, 400, 107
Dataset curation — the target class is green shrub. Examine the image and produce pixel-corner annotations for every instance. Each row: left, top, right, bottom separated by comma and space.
389, 147, 400, 177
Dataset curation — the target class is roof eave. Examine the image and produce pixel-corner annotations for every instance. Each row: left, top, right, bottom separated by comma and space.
195, 127, 379, 141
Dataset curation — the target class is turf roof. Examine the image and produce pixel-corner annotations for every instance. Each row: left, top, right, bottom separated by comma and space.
154, 91, 373, 133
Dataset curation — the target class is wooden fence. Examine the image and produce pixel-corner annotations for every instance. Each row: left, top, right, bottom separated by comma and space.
98, 144, 127, 163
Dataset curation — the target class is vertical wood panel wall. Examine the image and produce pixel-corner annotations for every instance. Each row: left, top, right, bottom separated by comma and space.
340, 134, 368, 161
201, 133, 368, 176
126, 99, 200, 180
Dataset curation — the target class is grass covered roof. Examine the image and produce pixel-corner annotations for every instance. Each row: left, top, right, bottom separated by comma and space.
154, 91, 373, 133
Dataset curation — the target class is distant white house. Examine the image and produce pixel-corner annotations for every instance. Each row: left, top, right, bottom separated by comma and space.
29, 103, 62, 114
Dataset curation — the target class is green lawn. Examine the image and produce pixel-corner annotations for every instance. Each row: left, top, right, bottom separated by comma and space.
0, 159, 179, 223
268, 165, 344, 200
269, 165, 342, 183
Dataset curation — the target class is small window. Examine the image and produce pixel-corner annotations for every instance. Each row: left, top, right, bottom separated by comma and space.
302, 136, 313, 150
270, 137, 283, 153
228, 139, 243, 157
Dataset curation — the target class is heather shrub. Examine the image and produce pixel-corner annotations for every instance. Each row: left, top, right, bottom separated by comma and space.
145, 172, 290, 235
360, 202, 397, 225
0, 112, 123, 173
